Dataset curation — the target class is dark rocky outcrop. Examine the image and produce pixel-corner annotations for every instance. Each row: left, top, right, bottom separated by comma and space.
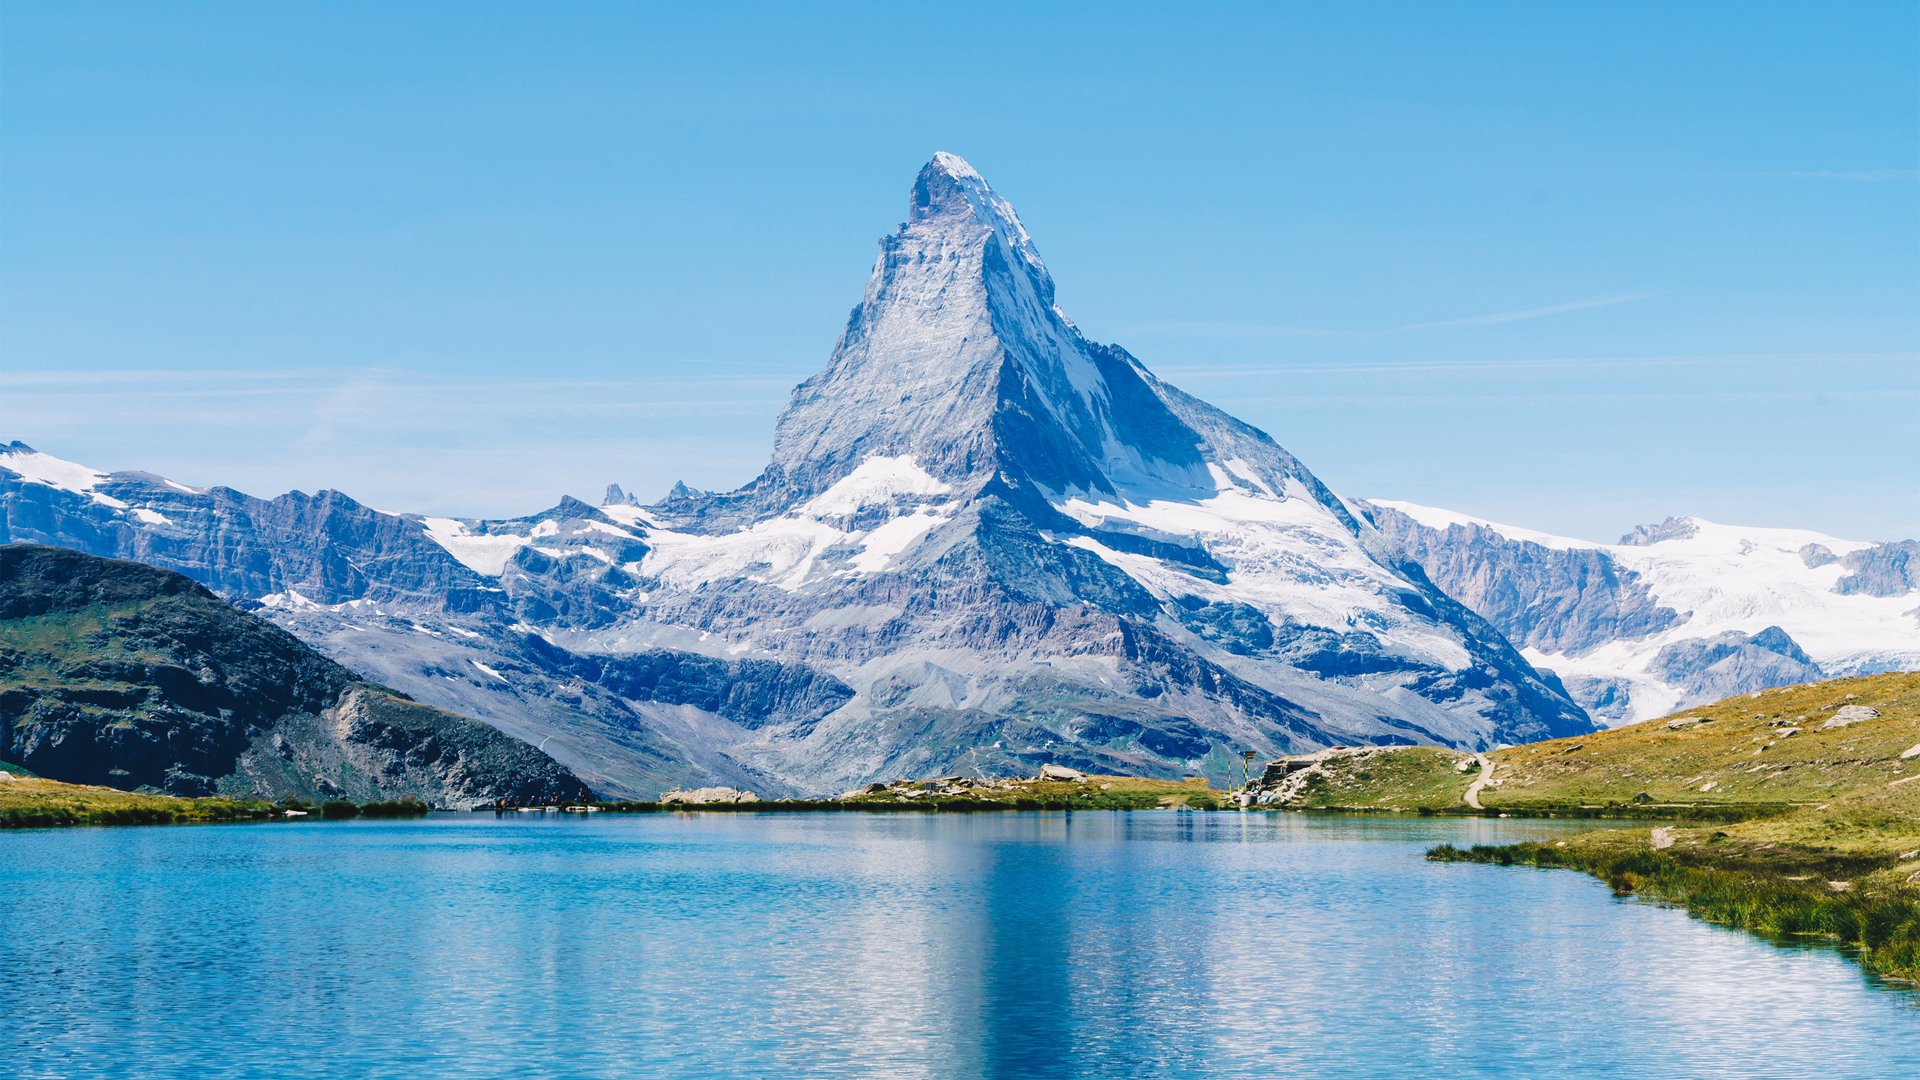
1, 446, 497, 610
1833, 541, 1919, 598
1645, 626, 1825, 703
523, 640, 855, 735
1359, 501, 1683, 654
1799, 543, 1840, 570
1619, 517, 1699, 547
0, 545, 585, 806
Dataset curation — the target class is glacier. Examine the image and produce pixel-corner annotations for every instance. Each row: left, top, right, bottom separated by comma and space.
1363, 500, 1920, 724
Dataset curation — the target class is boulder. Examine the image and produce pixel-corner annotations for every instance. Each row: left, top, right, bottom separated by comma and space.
1901, 744, 1920, 761
1821, 705, 1880, 729
1039, 764, 1085, 781
660, 786, 758, 805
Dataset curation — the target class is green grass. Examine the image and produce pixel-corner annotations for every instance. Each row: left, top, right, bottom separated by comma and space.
1252, 671, 1920, 820
1480, 671, 1920, 811
0, 773, 279, 828
358, 798, 432, 819
0, 775, 435, 829
1276, 746, 1477, 810
0, 602, 176, 676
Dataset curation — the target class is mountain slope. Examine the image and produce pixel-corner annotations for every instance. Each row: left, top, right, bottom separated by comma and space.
2, 154, 1603, 793
564, 152, 1597, 780
0, 545, 586, 806
1360, 501, 1920, 723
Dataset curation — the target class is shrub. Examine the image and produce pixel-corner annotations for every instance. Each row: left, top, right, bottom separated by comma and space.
359, 798, 431, 819
320, 801, 360, 820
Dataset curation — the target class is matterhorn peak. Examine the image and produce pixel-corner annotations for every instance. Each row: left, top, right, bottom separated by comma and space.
764, 153, 1226, 504
910, 152, 1044, 275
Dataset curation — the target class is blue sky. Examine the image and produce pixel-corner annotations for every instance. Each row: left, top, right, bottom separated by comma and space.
3, 2, 1915, 541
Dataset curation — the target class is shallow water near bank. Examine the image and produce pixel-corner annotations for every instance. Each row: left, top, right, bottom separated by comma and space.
2, 812, 1912, 1079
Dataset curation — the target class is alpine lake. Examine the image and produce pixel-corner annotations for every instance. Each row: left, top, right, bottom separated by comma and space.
3, 810, 1914, 1079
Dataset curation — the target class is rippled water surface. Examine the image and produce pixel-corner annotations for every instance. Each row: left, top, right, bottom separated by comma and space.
2, 812, 1913, 1078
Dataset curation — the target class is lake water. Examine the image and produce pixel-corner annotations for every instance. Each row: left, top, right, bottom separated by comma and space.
1, 811, 1913, 1079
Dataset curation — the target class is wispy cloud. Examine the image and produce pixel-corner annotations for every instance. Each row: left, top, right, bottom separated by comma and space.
1400, 293, 1652, 330
1154, 351, 1919, 379
0, 368, 791, 515
1116, 321, 1337, 339
1724, 169, 1920, 181
1125, 293, 1652, 338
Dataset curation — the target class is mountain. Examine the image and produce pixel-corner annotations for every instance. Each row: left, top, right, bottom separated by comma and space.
0, 544, 587, 806
1, 153, 1600, 795
1359, 501, 1920, 723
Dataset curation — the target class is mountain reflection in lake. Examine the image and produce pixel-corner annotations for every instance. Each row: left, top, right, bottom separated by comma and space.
2, 812, 1913, 1079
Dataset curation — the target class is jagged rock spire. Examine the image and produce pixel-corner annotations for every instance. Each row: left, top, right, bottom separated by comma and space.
768, 153, 1226, 505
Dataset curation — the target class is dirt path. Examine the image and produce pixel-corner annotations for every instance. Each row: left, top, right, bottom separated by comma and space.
1463, 754, 1494, 809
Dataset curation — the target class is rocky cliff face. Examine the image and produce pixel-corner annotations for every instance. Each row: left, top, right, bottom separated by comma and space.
1360, 501, 1918, 724
491, 153, 1593, 780
0, 545, 586, 806
1363, 504, 1684, 655
1, 443, 499, 609
1, 154, 1609, 793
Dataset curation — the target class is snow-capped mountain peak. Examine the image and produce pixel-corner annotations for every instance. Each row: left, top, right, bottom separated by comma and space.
2, 441, 126, 508
766, 153, 1233, 513
2, 154, 1613, 796
635, 154, 1595, 758
1363, 500, 1919, 725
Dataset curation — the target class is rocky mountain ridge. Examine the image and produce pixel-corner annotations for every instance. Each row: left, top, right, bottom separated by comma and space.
0, 544, 586, 806
1360, 501, 1919, 724
3, 154, 1624, 794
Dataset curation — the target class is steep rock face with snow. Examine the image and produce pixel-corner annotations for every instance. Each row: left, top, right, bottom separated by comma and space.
1361, 501, 1920, 724
565, 153, 1595, 785
0, 442, 498, 610
2, 155, 1600, 794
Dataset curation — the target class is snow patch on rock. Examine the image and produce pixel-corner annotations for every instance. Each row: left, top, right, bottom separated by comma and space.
0, 444, 131, 510
421, 518, 531, 577
1380, 501, 1919, 725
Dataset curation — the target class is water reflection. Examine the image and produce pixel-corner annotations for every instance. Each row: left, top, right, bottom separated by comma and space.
0, 812, 1911, 1079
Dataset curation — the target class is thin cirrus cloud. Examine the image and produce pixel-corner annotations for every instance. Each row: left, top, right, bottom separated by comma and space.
1721, 169, 1920, 181
1400, 293, 1653, 330
1124, 293, 1653, 339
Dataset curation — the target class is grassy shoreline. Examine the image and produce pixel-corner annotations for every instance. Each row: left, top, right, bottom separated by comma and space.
0, 771, 432, 829
1428, 837, 1920, 983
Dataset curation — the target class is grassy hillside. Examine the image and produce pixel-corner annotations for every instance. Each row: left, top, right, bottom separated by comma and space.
1259, 671, 1919, 816
1479, 671, 1920, 811
0, 771, 278, 828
